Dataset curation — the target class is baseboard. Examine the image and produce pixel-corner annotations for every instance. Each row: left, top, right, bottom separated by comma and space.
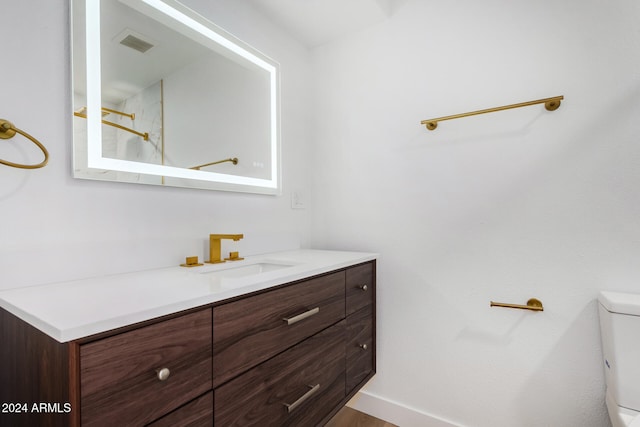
347, 390, 462, 427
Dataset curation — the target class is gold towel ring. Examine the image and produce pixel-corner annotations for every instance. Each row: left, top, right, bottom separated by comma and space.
0, 119, 49, 169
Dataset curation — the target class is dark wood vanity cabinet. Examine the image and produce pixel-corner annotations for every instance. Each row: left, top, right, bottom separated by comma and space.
214, 320, 347, 426
212, 261, 376, 426
212, 271, 346, 388
79, 309, 212, 426
147, 391, 213, 427
0, 260, 376, 426
345, 262, 376, 394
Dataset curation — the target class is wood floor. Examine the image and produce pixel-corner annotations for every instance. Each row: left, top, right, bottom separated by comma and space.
324, 406, 397, 427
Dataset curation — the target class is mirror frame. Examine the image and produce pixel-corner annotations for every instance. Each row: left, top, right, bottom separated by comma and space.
73, 0, 281, 194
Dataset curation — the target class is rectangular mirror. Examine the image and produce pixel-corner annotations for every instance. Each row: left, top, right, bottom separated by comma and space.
71, 0, 280, 194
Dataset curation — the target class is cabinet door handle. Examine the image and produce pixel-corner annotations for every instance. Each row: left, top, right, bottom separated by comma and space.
359, 343, 368, 350
156, 367, 171, 381
359, 284, 368, 291
283, 307, 320, 325
283, 384, 320, 413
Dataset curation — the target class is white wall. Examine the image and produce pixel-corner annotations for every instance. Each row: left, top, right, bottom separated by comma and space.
310, 0, 640, 426
0, 0, 312, 290
3, 1, 639, 426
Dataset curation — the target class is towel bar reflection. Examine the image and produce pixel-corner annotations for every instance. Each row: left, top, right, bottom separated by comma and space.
490, 298, 544, 312
190, 157, 238, 170
0, 119, 49, 169
74, 111, 149, 141
101, 107, 135, 120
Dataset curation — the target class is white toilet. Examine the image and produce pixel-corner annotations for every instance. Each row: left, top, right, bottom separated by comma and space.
598, 291, 640, 427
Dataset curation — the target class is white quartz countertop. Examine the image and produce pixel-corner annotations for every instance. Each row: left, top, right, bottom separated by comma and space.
0, 249, 377, 343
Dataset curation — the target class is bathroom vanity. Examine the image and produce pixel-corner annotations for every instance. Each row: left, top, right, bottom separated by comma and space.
0, 250, 376, 426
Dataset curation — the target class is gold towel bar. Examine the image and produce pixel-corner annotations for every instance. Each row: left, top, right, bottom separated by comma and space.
74, 111, 149, 141
190, 157, 238, 170
490, 298, 544, 312
0, 119, 49, 169
421, 95, 564, 130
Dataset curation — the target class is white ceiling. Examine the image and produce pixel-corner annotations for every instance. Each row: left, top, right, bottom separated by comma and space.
247, 0, 396, 48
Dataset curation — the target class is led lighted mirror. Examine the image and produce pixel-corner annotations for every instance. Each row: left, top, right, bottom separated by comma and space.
71, 0, 280, 194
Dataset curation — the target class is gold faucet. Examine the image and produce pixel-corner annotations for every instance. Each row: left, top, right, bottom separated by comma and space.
207, 234, 243, 264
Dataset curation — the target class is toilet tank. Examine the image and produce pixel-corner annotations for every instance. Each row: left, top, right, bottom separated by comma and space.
599, 291, 640, 412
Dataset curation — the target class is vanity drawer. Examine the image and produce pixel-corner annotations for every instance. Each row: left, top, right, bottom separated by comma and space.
346, 304, 375, 393
214, 320, 346, 426
80, 309, 212, 426
146, 391, 213, 427
213, 271, 345, 387
346, 262, 375, 316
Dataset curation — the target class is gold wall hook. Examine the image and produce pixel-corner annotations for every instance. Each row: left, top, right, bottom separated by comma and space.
490, 298, 544, 312
421, 95, 564, 131
0, 119, 49, 169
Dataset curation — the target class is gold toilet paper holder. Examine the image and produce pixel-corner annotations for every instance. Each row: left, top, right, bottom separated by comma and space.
490, 298, 544, 312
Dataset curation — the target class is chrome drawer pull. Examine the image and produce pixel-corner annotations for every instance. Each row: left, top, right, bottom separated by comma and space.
359, 343, 368, 350
283, 307, 320, 326
359, 284, 368, 291
284, 384, 320, 413
156, 367, 170, 381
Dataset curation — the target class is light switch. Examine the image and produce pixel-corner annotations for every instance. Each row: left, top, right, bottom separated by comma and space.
291, 190, 306, 209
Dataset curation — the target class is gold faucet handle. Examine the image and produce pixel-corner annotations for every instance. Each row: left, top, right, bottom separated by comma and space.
180, 256, 203, 267
225, 251, 244, 261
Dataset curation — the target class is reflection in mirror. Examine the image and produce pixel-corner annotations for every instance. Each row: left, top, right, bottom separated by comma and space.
72, 0, 280, 193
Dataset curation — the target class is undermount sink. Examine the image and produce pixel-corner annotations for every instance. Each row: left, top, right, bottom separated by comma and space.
199, 261, 296, 281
